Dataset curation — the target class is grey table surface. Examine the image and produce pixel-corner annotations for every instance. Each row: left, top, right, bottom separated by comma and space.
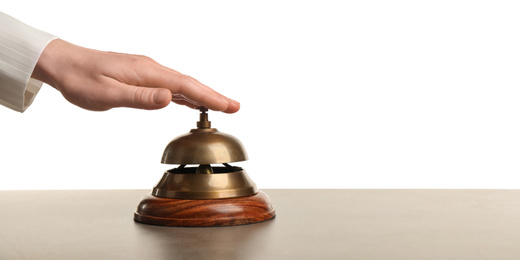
1, 189, 520, 259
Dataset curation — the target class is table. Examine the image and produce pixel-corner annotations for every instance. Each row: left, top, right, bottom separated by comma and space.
1, 189, 520, 259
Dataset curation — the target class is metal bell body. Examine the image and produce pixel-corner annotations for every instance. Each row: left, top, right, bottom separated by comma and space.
154, 109, 256, 200
161, 128, 248, 165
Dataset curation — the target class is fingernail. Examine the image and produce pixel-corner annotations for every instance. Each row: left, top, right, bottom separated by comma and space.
219, 96, 230, 110
230, 99, 240, 107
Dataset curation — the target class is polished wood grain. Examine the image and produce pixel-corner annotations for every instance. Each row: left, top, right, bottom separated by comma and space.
134, 190, 276, 227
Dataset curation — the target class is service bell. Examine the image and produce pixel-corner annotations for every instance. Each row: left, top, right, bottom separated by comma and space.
134, 108, 276, 227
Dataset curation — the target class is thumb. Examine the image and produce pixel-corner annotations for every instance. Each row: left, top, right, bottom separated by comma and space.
112, 85, 171, 110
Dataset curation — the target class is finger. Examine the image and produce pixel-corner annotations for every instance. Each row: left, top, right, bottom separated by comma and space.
171, 99, 199, 109
171, 92, 239, 113
223, 98, 240, 113
171, 93, 200, 107
180, 76, 240, 113
160, 70, 230, 111
135, 62, 238, 112
103, 82, 172, 110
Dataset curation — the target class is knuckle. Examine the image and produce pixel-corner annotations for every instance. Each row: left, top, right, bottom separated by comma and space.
178, 74, 197, 87
179, 73, 192, 81
129, 55, 155, 67
133, 88, 145, 105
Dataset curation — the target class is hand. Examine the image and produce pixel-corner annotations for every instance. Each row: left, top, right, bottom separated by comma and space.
31, 39, 240, 113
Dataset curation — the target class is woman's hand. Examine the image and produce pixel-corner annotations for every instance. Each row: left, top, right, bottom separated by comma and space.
31, 39, 240, 112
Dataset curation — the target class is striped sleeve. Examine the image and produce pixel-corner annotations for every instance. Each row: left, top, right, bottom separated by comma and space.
0, 12, 57, 112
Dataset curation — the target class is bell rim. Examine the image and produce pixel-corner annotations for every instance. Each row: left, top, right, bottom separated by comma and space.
152, 169, 258, 199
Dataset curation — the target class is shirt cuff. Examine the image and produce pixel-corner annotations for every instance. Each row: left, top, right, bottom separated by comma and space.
0, 12, 57, 112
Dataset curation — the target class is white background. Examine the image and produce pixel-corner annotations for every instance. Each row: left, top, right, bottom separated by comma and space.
1, 0, 520, 190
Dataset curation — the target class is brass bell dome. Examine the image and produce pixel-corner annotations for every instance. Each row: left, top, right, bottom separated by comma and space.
161, 109, 248, 165
153, 108, 257, 199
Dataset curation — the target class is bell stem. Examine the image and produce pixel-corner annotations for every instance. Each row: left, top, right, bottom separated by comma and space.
197, 107, 211, 129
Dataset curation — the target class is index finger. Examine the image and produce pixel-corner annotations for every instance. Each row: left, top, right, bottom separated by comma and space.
135, 60, 240, 113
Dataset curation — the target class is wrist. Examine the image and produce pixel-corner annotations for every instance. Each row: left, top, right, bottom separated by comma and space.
31, 39, 79, 89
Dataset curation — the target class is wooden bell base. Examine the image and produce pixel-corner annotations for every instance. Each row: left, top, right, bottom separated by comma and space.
134, 190, 276, 227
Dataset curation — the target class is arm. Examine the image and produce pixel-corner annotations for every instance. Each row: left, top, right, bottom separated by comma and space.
0, 12, 239, 113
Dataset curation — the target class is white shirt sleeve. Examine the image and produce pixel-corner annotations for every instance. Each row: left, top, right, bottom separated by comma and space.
0, 12, 57, 112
